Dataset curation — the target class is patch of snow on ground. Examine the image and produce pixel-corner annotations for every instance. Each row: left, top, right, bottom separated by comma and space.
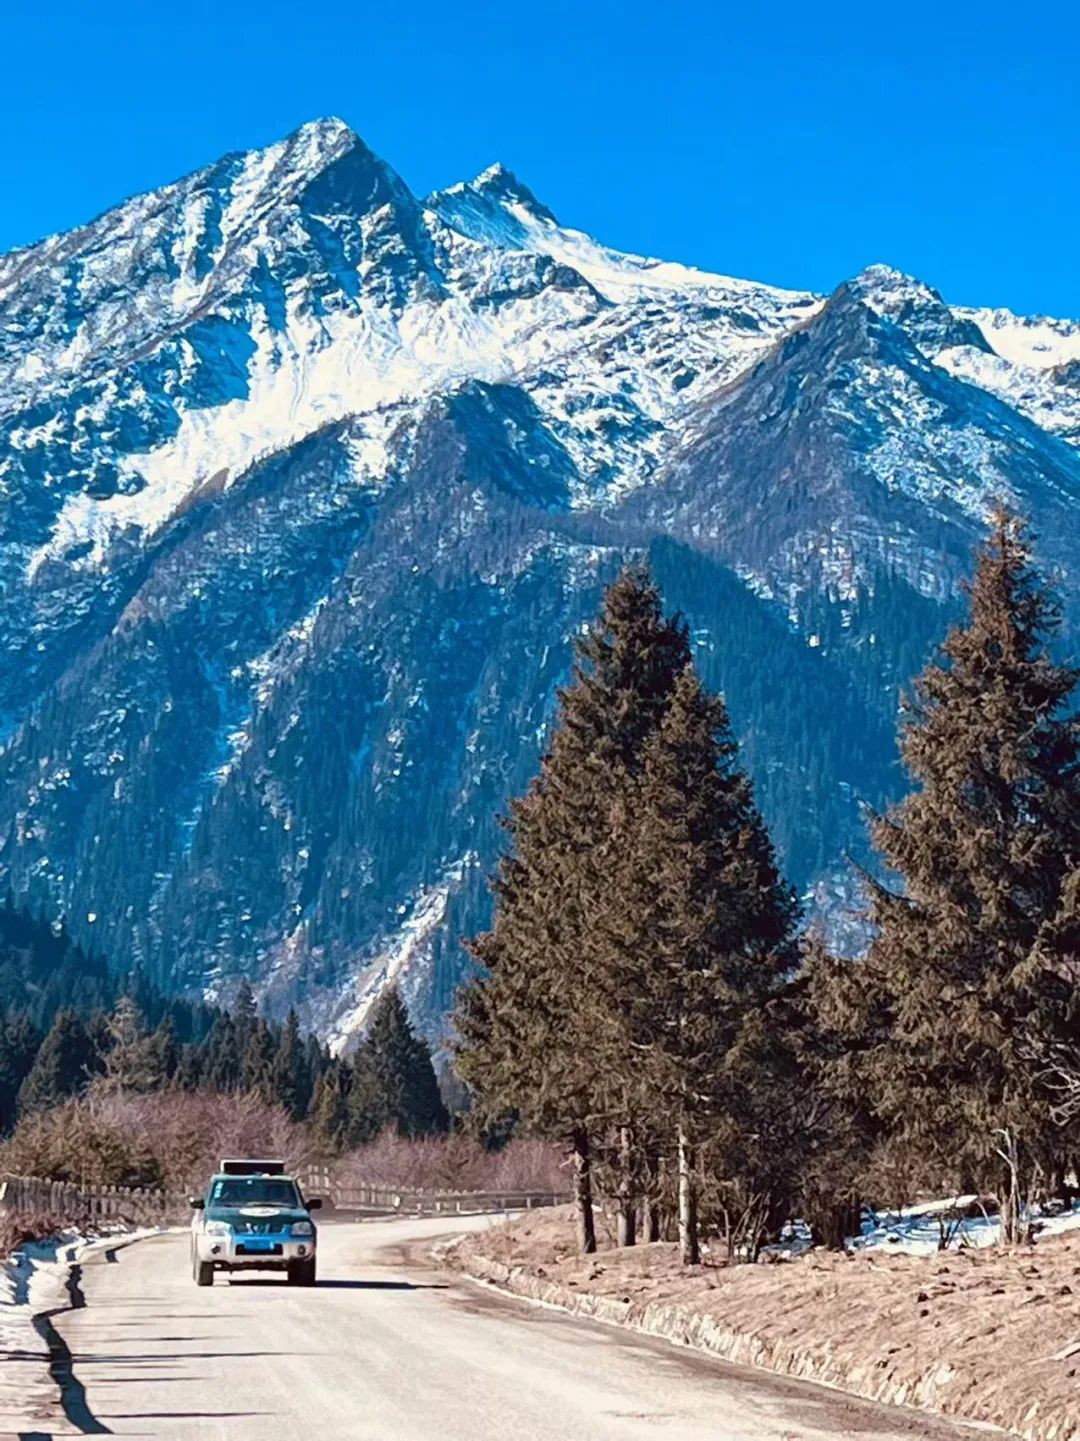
774, 1195, 1080, 1259
858, 1195, 1080, 1255
0, 1224, 163, 1421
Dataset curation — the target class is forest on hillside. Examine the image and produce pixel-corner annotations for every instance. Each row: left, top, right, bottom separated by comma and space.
0, 906, 460, 1184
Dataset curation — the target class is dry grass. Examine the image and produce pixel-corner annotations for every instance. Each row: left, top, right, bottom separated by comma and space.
453, 1207, 1080, 1440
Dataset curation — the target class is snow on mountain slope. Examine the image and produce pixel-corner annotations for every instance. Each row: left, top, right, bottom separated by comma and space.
934, 345, 1080, 447
962, 306, 1080, 370
8, 125, 818, 587
842, 267, 1080, 452
3, 118, 1080, 1033
635, 267, 1080, 622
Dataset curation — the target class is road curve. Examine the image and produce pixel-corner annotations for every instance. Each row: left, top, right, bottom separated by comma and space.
23, 1216, 976, 1441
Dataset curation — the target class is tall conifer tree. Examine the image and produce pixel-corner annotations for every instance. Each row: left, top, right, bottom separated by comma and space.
18, 1010, 97, 1113
858, 511, 1080, 1236
99, 995, 164, 1094
347, 988, 448, 1142
272, 1010, 310, 1120
456, 563, 690, 1253
312, 1061, 351, 1151
243, 1019, 277, 1104
0, 1014, 41, 1132
596, 665, 799, 1262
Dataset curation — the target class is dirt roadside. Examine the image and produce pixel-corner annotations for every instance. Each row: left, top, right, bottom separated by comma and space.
440, 1206, 1080, 1441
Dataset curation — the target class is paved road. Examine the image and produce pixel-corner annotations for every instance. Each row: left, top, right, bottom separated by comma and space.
18, 1217, 977, 1441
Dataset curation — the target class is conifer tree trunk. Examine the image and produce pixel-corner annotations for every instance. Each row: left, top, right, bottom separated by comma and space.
642, 1148, 661, 1243
571, 1128, 597, 1254
616, 1125, 636, 1247
677, 1120, 700, 1265
999, 1184, 1021, 1246
809, 1198, 861, 1251
1046, 1164, 1064, 1208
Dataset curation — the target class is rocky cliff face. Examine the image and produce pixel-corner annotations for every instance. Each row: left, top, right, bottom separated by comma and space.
2, 119, 1079, 1043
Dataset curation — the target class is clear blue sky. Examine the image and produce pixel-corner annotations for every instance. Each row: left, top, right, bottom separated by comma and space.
4, 0, 1077, 316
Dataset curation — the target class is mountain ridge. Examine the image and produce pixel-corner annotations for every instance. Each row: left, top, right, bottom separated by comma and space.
1, 118, 1079, 1045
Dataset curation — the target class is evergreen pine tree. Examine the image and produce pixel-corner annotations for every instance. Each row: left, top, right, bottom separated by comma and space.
99, 994, 164, 1094
348, 988, 448, 1143
18, 1009, 97, 1113
456, 562, 690, 1253
596, 665, 799, 1262
785, 939, 882, 1249
346, 1048, 382, 1146
205, 1014, 242, 1092
148, 1018, 180, 1085
271, 1010, 310, 1121
304, 1032, 327, 1116
243, 1019, 277, 1104
233, 978, 257, 1052
0, 1014, 41, 1133
175, 1041, 205, 1092
858, 511, 1080, 1238
312, 1061, 352, 1152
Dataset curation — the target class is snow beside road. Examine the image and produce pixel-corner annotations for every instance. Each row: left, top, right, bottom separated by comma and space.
0, 1224, 165, 1432
856, 1196, 1080, 1256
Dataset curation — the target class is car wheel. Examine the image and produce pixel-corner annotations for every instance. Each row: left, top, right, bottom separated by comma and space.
288, 1258, 316, 1286
195, 1259, 215, 1287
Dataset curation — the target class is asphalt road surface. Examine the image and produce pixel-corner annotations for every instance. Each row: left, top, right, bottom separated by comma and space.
15, 1216, 978, 1441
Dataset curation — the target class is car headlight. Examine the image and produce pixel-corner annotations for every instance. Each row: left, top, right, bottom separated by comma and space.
205, 1221, 232, 1237
291, 1221, 314, 1237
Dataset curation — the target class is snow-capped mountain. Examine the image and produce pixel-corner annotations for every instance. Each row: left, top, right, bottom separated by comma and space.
2, 118, 1079, 1042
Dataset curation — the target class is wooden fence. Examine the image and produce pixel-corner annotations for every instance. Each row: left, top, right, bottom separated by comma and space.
297, 1167, 566, 1216
0, 1174, 191, 1224
0, 1169, 568, 1226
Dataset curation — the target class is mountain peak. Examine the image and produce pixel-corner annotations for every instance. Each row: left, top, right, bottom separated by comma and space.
838, 264, 992, 357
476, 163, 556, 224
843, 262, 938, 306
295, 114, 356, 142
437, 162, 557, 226
270, 115, 369, 177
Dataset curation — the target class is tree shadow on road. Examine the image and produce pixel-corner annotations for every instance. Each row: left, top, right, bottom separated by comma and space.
226, 1277, 447, 1290
318, 1278, 449, 1290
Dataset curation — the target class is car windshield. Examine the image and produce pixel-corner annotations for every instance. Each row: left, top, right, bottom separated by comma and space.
209, 1177, 300, 1208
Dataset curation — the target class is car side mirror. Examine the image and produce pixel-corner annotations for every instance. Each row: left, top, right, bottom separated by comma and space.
306, 1197, 323, 1211
189, 1197, 205, 1209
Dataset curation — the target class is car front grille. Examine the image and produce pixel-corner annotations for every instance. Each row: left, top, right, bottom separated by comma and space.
234, 1220, 288, 1233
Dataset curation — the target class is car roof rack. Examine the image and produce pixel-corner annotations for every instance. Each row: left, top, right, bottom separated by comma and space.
219, 1159, 286, 1176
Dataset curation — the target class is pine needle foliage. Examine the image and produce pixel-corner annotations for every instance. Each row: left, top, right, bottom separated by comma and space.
455, 562, 690, 1251
595, 664, 799, 1260
856, 510, 1080, 1234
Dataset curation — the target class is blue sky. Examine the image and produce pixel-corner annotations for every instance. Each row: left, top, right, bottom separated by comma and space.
4, 1, 1077, 316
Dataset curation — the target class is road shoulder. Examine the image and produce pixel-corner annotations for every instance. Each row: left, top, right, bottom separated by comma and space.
441, 1209, 1075, 1441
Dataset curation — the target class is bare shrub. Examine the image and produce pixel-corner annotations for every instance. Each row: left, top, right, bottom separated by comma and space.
0, 1083, 317, 1193
336, 1133, 565, 1192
